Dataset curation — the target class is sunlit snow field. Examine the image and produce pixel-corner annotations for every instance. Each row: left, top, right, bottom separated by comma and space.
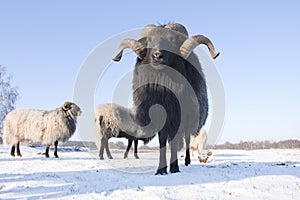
0, 145, 299, 199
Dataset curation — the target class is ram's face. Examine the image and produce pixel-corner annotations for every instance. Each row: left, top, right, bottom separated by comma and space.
145, 28, 185, 66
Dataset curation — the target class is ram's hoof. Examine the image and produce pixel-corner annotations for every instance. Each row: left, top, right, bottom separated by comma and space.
185, 157, 191, 166
155, 167, 168, 175
155, 171, 168, 175
170, 167, 180, 173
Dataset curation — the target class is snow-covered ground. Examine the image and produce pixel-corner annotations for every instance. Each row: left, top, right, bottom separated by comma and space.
0, 145, 299, 200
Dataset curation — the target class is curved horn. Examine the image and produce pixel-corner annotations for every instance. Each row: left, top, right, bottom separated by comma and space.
165, 23, 188, 36
180, 35, 220, 59
63, 102, 72, 111
112, 39, 145, 62
140, 24, 157, 38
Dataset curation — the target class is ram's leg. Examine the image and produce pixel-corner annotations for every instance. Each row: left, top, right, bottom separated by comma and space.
134, 139, 139, 159
16, 142, 22, 157
185, 135, 191, 166
10, 145, 16, 157
54, 140, 59, 158
105, 138, 113, 159
170, 139, 180, 173
99, 137, 105, 160
124, 139, 133, 159
45, 145, 50, 158
155, 132, 168, 175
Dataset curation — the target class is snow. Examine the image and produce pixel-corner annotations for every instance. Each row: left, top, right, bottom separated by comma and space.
0, 145, 299, 199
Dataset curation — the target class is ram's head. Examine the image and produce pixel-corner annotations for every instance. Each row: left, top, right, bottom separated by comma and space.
113, 23, 220, 65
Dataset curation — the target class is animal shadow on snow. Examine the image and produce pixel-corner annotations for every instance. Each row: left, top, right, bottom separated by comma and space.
0, 155, 96, 162
0, 153, 299, 199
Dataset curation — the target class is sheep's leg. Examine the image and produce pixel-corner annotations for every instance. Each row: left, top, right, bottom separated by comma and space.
155, 132, 168, 175
185, 135, 191, 166
54, 140, 59, 158
197, 145, 202, 158
105, 138, 113, 159
45, 145, 50, 158
99, 137, 106, 160
124, 139, 133, 159
170, 140, 180, 173
16, 142, 22, 157
10, 145, 15, 157
134, 139, 139, 159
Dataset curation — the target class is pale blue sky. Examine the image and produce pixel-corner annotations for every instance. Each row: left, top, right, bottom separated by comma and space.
1, 1, 299, 144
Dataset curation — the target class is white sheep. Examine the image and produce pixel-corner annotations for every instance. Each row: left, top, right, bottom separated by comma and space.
3, 102, 82, 158
190, 129, 212, 163
95, 103, 149, 160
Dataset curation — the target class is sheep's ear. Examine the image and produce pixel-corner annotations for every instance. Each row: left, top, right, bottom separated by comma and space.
63, 102, 72, 111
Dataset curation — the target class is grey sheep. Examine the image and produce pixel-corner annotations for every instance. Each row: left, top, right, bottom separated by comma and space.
95, 103, 149, 160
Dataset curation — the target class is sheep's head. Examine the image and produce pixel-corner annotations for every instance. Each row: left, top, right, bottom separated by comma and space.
199, 151, 212, 163
62, 102, 82, 116
113, 23, 220, 64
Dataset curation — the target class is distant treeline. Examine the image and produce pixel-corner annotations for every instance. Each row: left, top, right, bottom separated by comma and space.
1, 137, 299, 150
210, 139, 300, 150
32, 139, 300, 150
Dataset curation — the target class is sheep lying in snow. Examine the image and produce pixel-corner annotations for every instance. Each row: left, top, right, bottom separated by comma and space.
190, 129, 212, 163
3, 102, 82, 158
95, 103, 149, 160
